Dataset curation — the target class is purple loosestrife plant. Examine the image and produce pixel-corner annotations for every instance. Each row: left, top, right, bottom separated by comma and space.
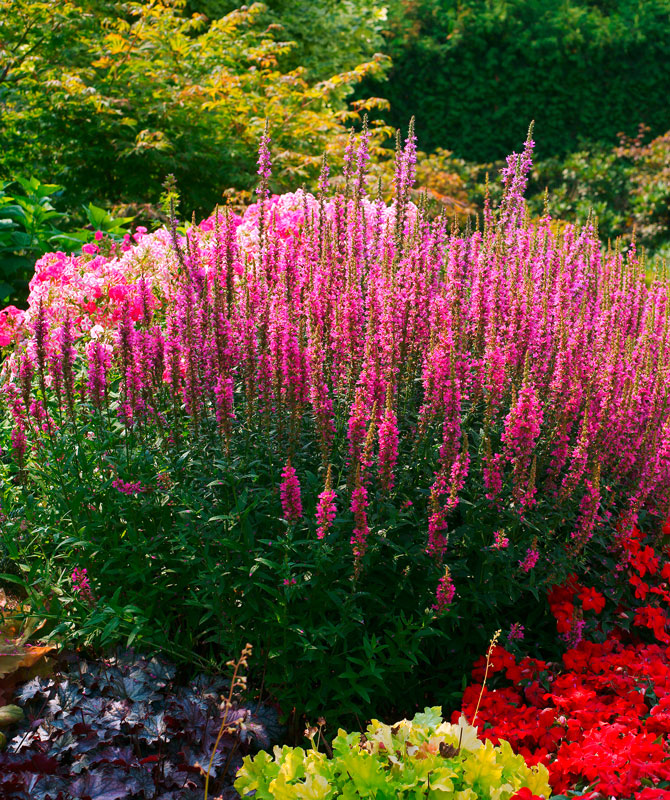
3, 125, 670, 727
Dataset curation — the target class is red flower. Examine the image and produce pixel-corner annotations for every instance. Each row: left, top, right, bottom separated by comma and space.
510, 789, 544, 800
634, 606, 670, 644
579, 586, 605, 614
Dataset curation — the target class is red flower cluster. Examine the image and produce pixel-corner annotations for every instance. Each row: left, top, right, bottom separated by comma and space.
455, 634, 670, 798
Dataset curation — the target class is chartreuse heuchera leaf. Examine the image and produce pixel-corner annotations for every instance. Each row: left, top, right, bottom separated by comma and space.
235, 707, 550, 800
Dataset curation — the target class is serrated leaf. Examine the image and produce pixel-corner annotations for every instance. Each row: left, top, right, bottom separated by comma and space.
70, 768, 132, 800
137, 711, 167, 743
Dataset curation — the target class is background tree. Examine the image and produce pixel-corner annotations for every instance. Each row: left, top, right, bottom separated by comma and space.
0, 0, 390, 218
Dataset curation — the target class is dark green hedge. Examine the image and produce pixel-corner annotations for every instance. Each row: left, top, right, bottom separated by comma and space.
366, 0, 670, 160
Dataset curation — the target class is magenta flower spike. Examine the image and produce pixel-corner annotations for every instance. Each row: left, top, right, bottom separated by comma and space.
280, 459, 302, 524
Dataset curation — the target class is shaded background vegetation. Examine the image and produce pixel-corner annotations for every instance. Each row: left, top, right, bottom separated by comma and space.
370, 0, 670, 161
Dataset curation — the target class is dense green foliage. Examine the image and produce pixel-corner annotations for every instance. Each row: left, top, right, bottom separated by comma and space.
0, 177, 131, 306
188, 0, 387, 80
0, 399, 570, 726
368, 0, 670, 161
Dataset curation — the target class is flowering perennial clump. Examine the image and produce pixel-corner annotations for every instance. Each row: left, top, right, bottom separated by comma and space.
4, 128, 670, 723
4, 133, 670, 579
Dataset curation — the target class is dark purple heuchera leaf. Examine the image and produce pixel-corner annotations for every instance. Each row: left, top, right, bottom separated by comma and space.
217, 786, 244, 800
141, 657, 176, 687
89, 745, 136, 767
79, 697, 106, 721
26, 774, 68, 800
46, 731, 81, 757
11, 753, 60, 774
112, 675, 158, 704
47, 682, 84, 716
99, 700, 130, 732
16, 677, 49, 703
70, 769, 132, 800
240, 714, 271, 750
169, 697, 208, 732
124, 767, 156, 796
136, 710, 167, 743
187, 673, 228, 702
124, 701, 150, 727
6, 648, 278, 800
245, 704, 284, 749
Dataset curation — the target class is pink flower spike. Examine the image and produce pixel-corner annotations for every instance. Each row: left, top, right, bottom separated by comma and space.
492, 531, 510, 549
71, 567, 93, 601
280, 459, 302, 524
508, 622, 525, 641
432, 567, 455, 613
519, 547, 539, 572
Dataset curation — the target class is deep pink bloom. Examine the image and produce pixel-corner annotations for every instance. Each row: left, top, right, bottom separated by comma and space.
378, 403, 399, 491
432, 567, 455, 613
508, 622, 525, 640
71, 567, 92, 599
316, 487, 337, 540
350, 483, 370, 560
256, 125, 272, 199
519, 547, 539, 572
426, 505, 448, 560
493, 531, 510, 549
10, 424, 27, 463
112, 478, 144, 495
280, 460, 302, 523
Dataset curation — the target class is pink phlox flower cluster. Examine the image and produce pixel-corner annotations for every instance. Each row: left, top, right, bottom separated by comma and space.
0, 305, 25, 348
